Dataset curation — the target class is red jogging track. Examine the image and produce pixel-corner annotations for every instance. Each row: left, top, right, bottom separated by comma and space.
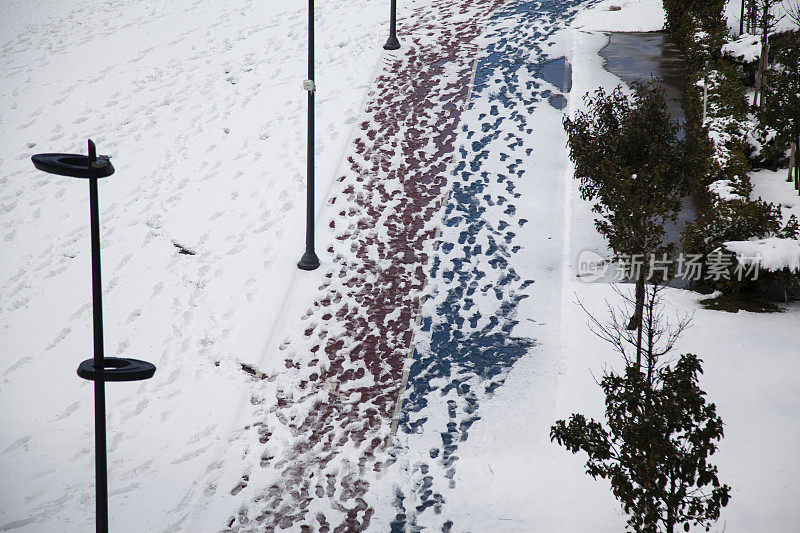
226, 1, 504, 530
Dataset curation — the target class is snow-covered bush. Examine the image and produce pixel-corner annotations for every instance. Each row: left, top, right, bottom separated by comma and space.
684, 59, 751, 193
721, 33, 761, 63
722, 236, 800, 301
663, 0, 800, 301
682, 198, 799, 296
724, 236, 800, 273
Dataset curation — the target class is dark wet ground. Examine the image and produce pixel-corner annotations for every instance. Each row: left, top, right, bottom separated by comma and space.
540, 57, 572, 108
600, 32, 699, 284
599, 31, 687, 131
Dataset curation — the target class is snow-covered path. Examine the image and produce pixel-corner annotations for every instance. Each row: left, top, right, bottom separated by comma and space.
4, 0, 800, 531
383, 1, 596, 530
211, 1, 506, 530
206, 1, 612, 530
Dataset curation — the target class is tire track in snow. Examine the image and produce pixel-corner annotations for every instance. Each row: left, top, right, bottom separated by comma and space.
222, 0, 506, 531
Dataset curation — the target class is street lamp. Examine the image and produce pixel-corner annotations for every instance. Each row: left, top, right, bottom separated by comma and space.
384, 0, 401, 50
298, 0, 321, 271
32, 139, 156, 533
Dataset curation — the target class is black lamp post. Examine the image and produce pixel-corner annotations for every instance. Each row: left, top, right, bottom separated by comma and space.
298, 0, 321, 271
32, 140, 156, 533
383, 0, 401, 50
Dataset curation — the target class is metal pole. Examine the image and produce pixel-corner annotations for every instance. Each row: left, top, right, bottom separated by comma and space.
88, 138, 109, 533
298, 0, 320, 271
384, 0, 400, 50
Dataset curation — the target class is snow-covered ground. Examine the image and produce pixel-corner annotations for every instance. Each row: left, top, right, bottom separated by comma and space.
725, 168, 800, 274
752, 167, 800, 224
2, 0, 799, 532
541, 4, 800, 532
1, 0, 410, 530
400, 1, 800, 531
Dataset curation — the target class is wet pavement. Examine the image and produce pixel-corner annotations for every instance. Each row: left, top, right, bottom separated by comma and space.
600, 31, 698, 263
599, 31, 687, 131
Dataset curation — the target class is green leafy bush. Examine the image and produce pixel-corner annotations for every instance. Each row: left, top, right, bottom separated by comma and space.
663, 0, 800, 301
552, 354, 730, 533
758, 30, 800, 165
564, 82, 687, 260
663, 0, 727, 66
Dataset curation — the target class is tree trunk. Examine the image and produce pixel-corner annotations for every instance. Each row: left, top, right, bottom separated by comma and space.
795, 139, 800, 192
740, 0, 745, 35
627, 270, 646, 371
795, 136, 800, 192
795, 132, 800, 191
666, 487, 676, 533
753, 37, 767, 108
760, 41, 770, 110
646, 288, 657, 385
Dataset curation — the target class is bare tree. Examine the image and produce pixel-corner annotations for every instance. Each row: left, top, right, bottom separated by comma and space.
785, 0, 800, 28
743, 0, 786, 34
576, 282, 693, 385
757, 0, 785, 35
752, 0, 786, 107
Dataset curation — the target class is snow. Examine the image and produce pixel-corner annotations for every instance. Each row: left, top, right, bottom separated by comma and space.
560, 284, 800, 532
697, 69, 751, 175
572, 0, 665, 32
0, 0, 410, 530
475, 3, 800, 531
751, 167, 800, 224
725, 161, 800, 276
722, 33, 762, 62
724, 237, 800, 272
1, 0, 799, 531
709, 178, 746, 201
